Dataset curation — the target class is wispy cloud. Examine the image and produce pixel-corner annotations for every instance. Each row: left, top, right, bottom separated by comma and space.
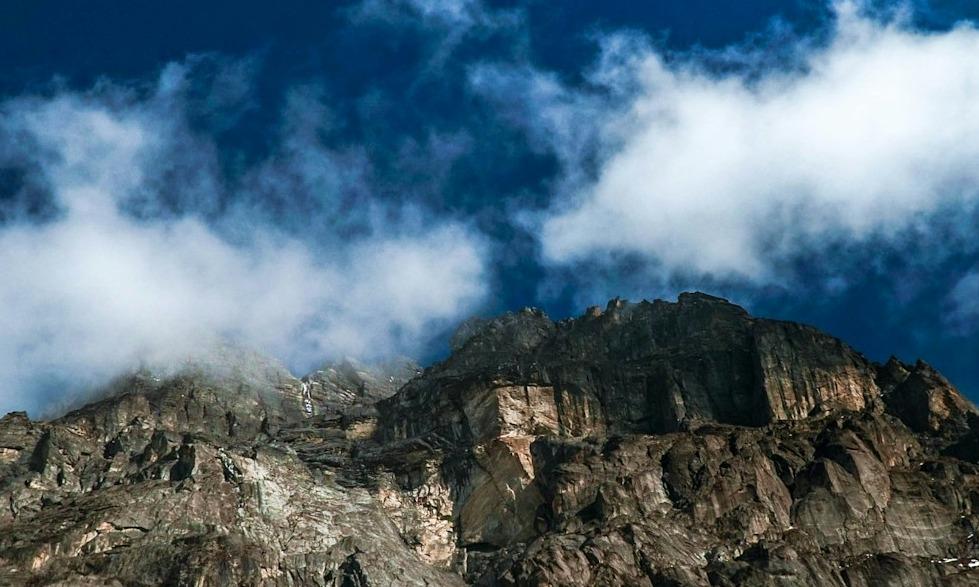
0, 59, 488, 415
351, 0, 518, 32
350, 0, 525, 80
472, 2, 979, 296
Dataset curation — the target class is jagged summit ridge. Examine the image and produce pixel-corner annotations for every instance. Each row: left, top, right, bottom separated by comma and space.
382, 291, 884, 445
1, 292, 978, 586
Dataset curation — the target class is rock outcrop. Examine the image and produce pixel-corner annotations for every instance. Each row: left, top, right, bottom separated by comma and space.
1, 293, 977, 586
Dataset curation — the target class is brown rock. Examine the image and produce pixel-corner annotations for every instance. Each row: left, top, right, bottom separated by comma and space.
2, 293, 979, 586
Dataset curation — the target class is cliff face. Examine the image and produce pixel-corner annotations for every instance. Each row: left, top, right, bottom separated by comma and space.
379, 293, 880, 442
1, 293, 978, 586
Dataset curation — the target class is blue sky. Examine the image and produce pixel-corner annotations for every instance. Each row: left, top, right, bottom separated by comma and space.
1, 0, 978, 413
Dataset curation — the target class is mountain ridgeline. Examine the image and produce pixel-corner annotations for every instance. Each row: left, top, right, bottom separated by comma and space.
1, 293, 978, 585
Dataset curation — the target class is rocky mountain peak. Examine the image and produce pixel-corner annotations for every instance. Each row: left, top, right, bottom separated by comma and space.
1, 292, 978, 585
881, 357, 977, 436
380, 293, 882, 446
300, 356, 421, 416
449, 308, 556, 358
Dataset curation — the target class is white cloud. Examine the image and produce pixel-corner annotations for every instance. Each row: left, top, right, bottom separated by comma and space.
0, 64, 487, 416
478, 2, 979, 284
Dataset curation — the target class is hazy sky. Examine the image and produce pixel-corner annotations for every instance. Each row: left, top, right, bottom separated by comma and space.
1, 0, 978, 414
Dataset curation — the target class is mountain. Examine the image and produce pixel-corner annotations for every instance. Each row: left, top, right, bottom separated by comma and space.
1, 293, 978, 586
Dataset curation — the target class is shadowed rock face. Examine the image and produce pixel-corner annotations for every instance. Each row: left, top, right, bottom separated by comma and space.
1, 293, 978, 586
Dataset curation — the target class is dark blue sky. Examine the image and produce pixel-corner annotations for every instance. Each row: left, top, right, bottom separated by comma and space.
1, 0, 977, 408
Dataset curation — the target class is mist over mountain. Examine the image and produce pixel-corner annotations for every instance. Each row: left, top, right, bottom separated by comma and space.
2, 1, 979, 584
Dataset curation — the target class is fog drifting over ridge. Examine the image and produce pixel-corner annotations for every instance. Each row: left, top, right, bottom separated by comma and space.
0, 63, 487, 416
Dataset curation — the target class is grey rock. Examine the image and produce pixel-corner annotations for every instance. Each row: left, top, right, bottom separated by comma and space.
1, 293, 978, 586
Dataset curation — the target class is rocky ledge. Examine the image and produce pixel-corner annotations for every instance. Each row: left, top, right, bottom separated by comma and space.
1, 293, 978, 586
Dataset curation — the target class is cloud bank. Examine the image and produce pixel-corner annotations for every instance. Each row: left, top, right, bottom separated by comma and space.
474, 3, 979, 290
0, 62, 487, 416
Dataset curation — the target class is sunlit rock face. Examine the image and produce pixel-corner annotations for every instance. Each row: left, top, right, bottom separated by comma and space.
1, 293, 979, 586
377, 292, 882, 442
